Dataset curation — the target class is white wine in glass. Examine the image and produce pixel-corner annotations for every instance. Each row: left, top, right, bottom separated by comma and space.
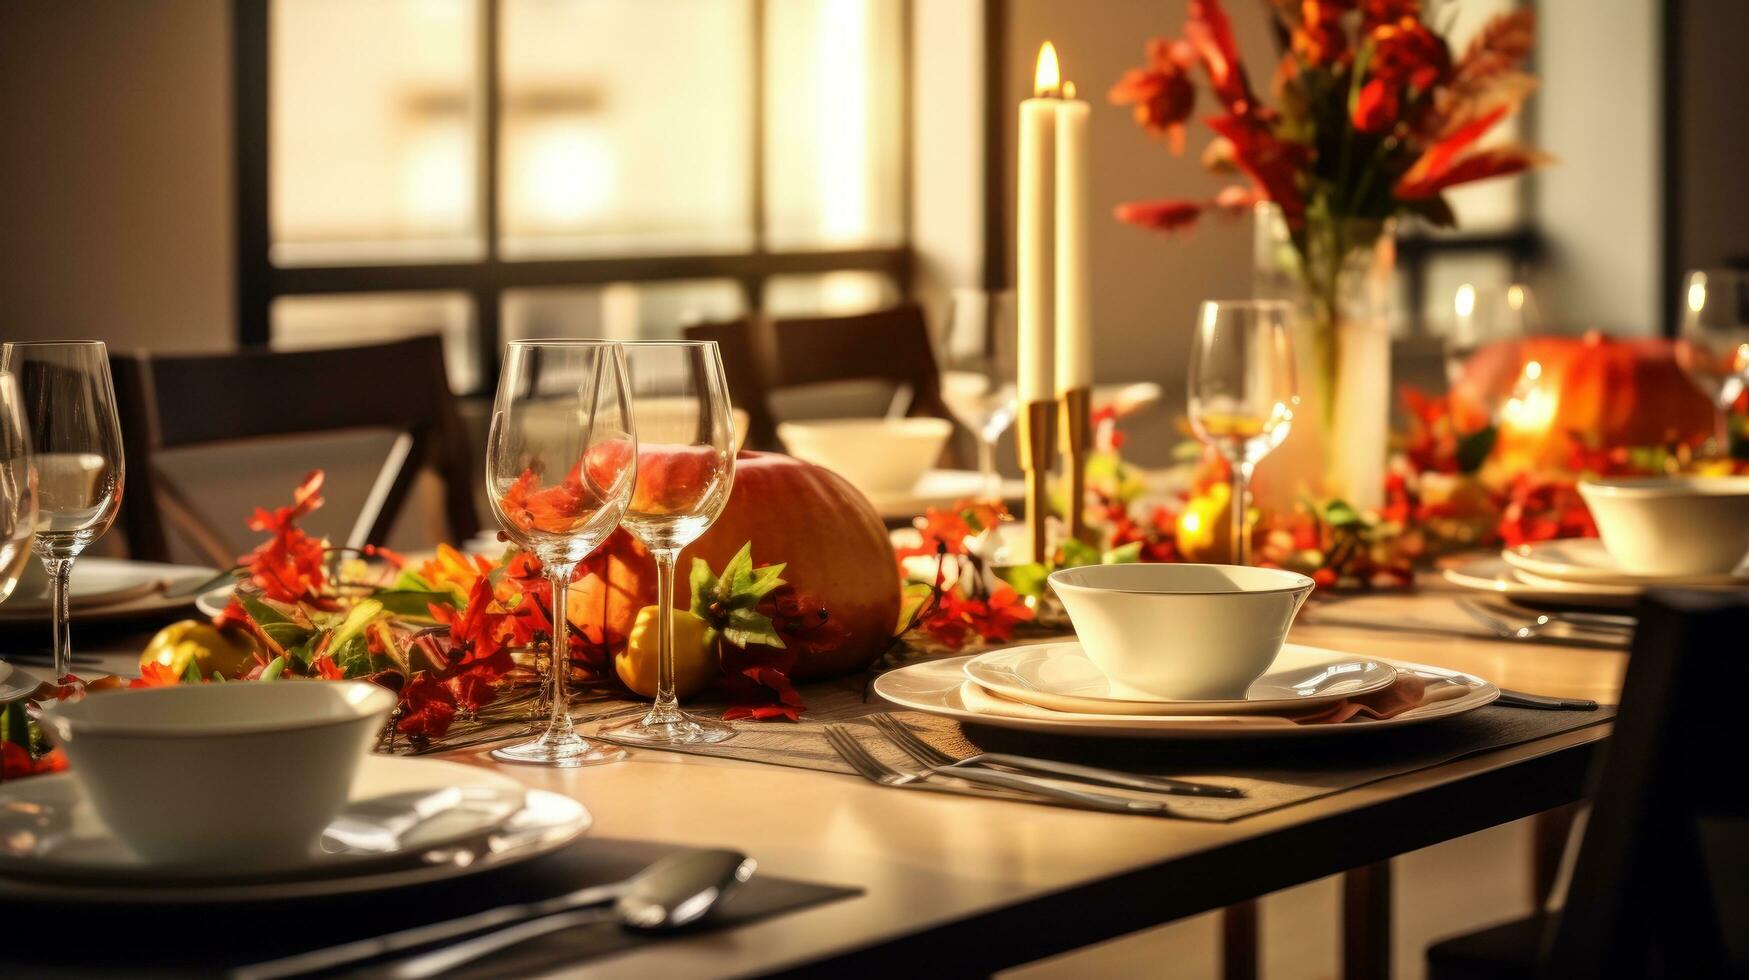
486, 340, 637, 768
1676, 269, 1749, 450
1, 341, 123, 681
605, 341, 738, 746
1188, 301, 1298, 566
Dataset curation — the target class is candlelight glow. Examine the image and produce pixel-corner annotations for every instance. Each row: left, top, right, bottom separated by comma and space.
1507, 283, 1525, 311
1454, 283, 1476, 318
1688, 276, 1708, 314
1034, 41, 1061, 97
1502, 360, 1556, 435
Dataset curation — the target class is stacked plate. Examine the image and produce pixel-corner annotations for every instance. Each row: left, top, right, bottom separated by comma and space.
0, 558, 218, 624
0, 756, 591, 903
1444, 538, 1749, 607
874, 641, 1500, 740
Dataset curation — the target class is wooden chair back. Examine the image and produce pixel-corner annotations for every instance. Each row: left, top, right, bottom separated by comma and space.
684, 303, 954, 452
1541, 588, 1749, 977
111, 336, 480, 565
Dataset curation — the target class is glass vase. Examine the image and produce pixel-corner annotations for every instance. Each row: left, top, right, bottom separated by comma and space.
1251, 201, 1396, 512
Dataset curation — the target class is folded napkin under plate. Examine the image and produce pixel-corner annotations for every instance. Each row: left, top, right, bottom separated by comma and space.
873, 653, 1499, 740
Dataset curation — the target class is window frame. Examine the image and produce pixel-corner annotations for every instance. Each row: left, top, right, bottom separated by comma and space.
232, 0, 916, 395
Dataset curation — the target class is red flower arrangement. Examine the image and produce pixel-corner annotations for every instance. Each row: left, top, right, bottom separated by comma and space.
1110, 0, 1545, 235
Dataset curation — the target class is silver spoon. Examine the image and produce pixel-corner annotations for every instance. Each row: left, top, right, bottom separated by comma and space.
232, 849, 755, 979
379, 848, 756, 978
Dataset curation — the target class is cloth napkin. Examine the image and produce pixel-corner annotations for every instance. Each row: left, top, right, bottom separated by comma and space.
958, 668, 1473, 727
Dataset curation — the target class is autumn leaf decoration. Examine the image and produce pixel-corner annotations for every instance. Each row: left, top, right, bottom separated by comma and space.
690, 543, 812, 722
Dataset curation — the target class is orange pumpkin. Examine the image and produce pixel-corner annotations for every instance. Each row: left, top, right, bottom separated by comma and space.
576, 452, 900, 680
688, 452, 901, 679
1452, 331, 1715, 468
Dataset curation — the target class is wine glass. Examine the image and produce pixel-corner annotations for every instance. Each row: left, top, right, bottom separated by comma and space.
604, 341, 738, 746
486, 340, 638, 767
1675, 269, 1749, 447
1187, 301, 1297, 566
939, 289, 1018, 498
1443, 280, 1537, 428
0, 373, 37, 607
0, 342, 123, 681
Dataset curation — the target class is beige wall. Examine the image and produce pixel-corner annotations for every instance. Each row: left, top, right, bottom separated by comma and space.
0, 0, 234, 352
1003, 0, 1274, 463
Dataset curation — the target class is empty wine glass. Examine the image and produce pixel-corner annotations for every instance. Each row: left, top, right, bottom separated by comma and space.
486, 340, 638, 767
604, 341, 738, 746
1188, 301, 1297, 566
0, 373, 36, 606
1675, 269, 1749, 447
1443, 280, 1538, 428
1, 342, 123, 681
939, 289, 1019, 498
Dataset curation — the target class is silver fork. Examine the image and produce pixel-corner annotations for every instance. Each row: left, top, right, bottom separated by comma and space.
823, 725, 1173, 816
868, 713, 1242, 799
1457, 599, 1631, 644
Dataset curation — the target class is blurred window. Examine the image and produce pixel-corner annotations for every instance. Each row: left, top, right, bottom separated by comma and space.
250, 0, 912, 393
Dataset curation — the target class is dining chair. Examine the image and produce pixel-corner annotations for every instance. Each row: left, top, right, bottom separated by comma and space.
683, 303, 957, 454
1425, 588, 1749, 979
111, 335, 480, 566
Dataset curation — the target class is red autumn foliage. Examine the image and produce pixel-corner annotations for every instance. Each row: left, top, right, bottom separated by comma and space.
241, 470, 333, 607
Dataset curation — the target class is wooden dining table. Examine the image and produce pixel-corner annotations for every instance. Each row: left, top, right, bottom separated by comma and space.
39, 584, 1624, 979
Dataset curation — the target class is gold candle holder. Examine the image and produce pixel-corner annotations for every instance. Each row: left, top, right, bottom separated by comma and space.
1016, 399, 1058, 564
1060, 386, 1092, 543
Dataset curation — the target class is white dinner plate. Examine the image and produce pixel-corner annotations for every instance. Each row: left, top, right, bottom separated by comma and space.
963, 641, 1398, 716
0, 661, 44, 702
194, 583, 234, 618
1441, 554, 1640, 608
876, 650, 1498, 739
0, 559, 217, 624
865, 469, 1026, 519
1503, 538, 1749, 588
0, 755, 590, 903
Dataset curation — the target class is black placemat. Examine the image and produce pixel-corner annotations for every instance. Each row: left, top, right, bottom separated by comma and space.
0, 838, 860, 978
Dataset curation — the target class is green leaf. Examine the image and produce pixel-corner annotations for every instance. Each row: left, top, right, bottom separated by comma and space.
260, 656, 287, 681
689, 556, 719, 618
333, 633, 373, 678
722, 607, 784, 649
329, 599, 384, 652
2, 702, 28, 747
264, 621, 316, 654
1323, 500, 1362, 528
1103, 541, 1144, 564
1057, 538, 1100, 569
182, 660, 202, 684
896, 582, 935, 632
286, 634, 320, 669
237, 592, 296, 627
1455, 425, 1498, 473
373, 590, 456, 620
995, 562, 1051, 599
390, 569, 436, 593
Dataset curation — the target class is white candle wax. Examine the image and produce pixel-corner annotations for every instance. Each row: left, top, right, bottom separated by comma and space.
1017, 95, 1057, 405
1054, 95, 1091, 395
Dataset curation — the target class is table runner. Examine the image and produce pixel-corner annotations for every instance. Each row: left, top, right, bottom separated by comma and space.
4, 838, 860, 978
445, 672, 1612, 823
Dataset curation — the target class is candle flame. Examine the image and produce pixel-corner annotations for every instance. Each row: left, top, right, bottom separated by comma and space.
1062, 80, 1077, 100
1034, 42, 1060, 97
1453, 283, 1476, 318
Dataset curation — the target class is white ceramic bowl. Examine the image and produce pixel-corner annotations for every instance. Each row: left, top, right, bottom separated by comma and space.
777, 417, 953, 493
1578, 476, 1749, 576
1048, 563, 1315, 700
40, 680, 395, 867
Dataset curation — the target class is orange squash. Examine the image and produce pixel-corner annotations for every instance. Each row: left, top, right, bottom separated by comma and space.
576, 452, 900, 680
1452, 331, 1715, 468
688, 452, 901, 680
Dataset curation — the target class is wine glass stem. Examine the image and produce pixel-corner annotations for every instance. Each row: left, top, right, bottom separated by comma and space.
1230, 460, 1253, 567
546, 562, 578, 736
652, 547, 680, 715
978, 438, 998, 499
47, 556, 73, 681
